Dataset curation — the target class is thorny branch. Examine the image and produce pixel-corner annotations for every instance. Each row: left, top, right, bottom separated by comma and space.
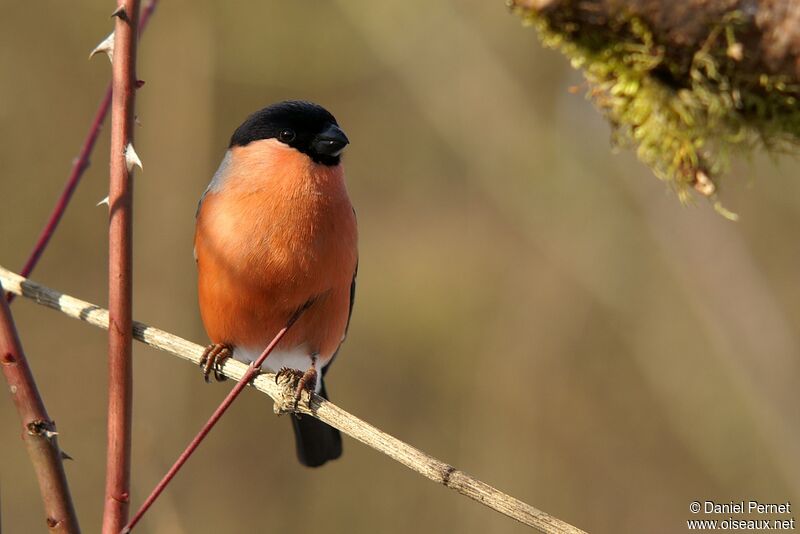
0, 282, 80, 534
0, 2, 160, 532
0, 265, 587, 534
102, 1, 142, 532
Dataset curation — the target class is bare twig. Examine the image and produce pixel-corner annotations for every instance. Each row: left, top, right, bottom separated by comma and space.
0, 281, 80, 533
4, 89, 110, 305
102, 1, 141, 532
6, 0, 159, 305
0, 265, 587, 534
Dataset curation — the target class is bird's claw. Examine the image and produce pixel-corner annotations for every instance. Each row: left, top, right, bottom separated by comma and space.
275, 366, 318, 412
200, 343, 232, 382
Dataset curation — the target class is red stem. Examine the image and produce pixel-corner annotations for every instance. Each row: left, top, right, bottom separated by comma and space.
122, 311, 306, 533
0, 282, 80, 533
5, 0, 159, 305
102, 1, 141, 533
11, 89, 110, 297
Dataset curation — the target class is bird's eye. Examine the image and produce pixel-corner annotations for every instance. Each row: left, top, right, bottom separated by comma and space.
278, 129, 296, 143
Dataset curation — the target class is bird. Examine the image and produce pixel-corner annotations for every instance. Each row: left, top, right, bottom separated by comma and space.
194, 100, 358, 467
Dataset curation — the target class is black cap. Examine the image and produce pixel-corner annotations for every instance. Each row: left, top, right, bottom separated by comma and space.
230, 100, 349, 166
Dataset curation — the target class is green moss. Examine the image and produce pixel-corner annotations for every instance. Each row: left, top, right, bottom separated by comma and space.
514, 6, 800, 216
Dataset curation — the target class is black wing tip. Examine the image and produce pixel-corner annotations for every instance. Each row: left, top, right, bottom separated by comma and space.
292, 415, 343, 468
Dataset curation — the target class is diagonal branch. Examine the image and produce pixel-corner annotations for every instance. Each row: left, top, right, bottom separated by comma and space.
0, 280, 80, 533
122, 309, 307, 533
0, 265, 587, 534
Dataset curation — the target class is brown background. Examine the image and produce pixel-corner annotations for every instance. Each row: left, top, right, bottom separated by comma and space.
1, 1, 798, 533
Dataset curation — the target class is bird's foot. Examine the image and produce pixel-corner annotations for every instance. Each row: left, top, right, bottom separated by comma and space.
275, 366, 318, 412
199, 343, 232, 383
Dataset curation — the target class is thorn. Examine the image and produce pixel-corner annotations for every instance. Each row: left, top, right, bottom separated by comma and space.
89, 32, 115, 62
111, 5, 129, 22
97, 196, 109, 207
61, 450, 74, 461
26, 420, 58, 439
125, 143, 143, 172
135, 79, 145, 89
134, 115, 142, 127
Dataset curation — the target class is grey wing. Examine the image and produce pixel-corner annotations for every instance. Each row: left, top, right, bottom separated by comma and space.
322, 261, 357, 377
345, 261, 358, 337
322, 206, 358, 376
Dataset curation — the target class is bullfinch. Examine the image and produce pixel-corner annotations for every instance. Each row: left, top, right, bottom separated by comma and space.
194, 100, 358, 467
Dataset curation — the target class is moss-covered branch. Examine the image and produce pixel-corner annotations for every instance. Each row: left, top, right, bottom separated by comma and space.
511, 0, 800, 213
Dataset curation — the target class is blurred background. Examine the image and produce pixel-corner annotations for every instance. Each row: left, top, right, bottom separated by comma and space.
2, 1, 799, 533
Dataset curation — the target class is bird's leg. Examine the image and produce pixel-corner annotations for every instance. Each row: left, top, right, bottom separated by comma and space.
199, 343, 232, 383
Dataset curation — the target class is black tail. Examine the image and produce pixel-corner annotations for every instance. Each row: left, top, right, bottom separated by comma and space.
290, 381, 342, 467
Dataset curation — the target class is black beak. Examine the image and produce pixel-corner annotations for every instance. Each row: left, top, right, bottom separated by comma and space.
312, 124, 349, 157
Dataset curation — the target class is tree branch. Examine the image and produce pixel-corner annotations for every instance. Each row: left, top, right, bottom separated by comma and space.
0, 280, 80, 533
103, 1, 141, 532
515, 0, 800, 83
0, 265, 586, 534
510, 0, 800, 205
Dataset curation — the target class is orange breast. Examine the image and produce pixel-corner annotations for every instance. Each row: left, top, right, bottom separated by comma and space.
194, 140, 358, 364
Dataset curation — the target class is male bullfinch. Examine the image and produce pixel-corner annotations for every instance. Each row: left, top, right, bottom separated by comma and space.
194, 100, 358, 467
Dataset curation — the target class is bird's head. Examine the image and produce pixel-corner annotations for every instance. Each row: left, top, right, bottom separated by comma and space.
229, 100, 349, 166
